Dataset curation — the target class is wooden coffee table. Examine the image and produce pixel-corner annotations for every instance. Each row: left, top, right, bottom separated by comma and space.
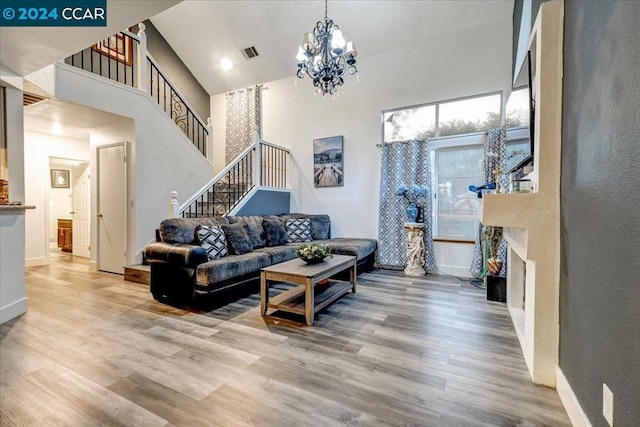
260, 254, 357, 326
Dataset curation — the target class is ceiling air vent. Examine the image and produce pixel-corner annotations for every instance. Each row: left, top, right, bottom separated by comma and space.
242, 46, 259, 59
23, 93, 47, 107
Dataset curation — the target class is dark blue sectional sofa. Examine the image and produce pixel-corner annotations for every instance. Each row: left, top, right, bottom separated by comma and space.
145, 213, 377, 305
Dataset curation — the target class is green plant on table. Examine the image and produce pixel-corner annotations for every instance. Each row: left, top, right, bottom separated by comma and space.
296, 243, 333, 261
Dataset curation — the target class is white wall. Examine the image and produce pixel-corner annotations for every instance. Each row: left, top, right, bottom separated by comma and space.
211, 22, 512, 274
29, 63, 215, 264
24, 132, 89, 265
0, 77, 27, 324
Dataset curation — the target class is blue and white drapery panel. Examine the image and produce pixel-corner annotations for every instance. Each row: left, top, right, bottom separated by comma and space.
470, 127, 508, 276
225, 85, 262, 165
377, 139, 436, 270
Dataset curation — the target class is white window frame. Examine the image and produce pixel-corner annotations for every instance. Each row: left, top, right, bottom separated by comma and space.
381, 91, 504, 143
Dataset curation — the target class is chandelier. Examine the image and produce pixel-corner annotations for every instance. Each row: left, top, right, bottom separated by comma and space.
296, 0, 358, 97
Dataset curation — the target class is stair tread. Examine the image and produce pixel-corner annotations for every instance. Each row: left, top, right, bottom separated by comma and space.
124, 264, 150, 271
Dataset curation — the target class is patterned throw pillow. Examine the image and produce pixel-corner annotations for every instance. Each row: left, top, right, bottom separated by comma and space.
196, 225, 228, 260
285, 219, 312, 243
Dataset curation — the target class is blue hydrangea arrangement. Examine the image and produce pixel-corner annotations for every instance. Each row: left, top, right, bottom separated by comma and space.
395, 184, 429, 203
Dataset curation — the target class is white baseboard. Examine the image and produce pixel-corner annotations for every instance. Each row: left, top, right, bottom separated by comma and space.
89, 261, 98, 271
435, 265, 473, 278
0, 297, 27, 324
556, 367, 592, 427
25, 257, 49, 267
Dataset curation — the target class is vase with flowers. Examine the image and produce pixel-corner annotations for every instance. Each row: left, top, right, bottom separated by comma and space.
396, 184, 429, 223
483, 225, 504, 275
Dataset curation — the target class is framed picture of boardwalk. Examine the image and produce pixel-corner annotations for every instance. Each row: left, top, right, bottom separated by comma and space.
313, 136, 344, 188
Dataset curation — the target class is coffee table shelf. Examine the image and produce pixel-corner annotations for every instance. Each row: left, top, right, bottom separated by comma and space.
260, 255, 357, 326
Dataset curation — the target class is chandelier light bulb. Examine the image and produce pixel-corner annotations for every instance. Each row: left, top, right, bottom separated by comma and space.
296, 46, 306, 63
345, 41, 357, 58
302, 33, 315, 52
330, 29, 345, 52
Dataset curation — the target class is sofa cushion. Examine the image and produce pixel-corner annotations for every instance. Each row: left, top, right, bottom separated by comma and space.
254, 245, 298, 265
159, 217, 216, 244
286, 219, 312, 243
196, 225, 228, 260
237, 216, 267, 248
313, 238, 377, 260
220, 223, 253, 255
196, 252, 271, 285
263, 218, 288, 247
292, 213, 331, 240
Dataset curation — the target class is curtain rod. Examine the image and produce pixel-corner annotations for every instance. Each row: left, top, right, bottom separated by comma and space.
376, 140, 427, 148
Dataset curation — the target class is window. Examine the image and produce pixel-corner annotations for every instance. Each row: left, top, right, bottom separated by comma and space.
505, 87, 529, 127
382, 92, 502, 142
382, 92, 515, 241
435, 146, 484, 239
438, 93, 501, 136
383, 105, 435, 142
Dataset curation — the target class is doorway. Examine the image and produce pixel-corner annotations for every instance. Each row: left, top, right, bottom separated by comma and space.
96, 143, 126, 274
49, 157, 90, 258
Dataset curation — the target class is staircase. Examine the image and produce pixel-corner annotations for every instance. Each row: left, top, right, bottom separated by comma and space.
178, 135, 290, 218
64, 23, 211, 158
58, 23, 290, 283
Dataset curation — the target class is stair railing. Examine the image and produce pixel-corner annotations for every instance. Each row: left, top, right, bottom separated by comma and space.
177, 135, 289, 218
64, 23, 212, 159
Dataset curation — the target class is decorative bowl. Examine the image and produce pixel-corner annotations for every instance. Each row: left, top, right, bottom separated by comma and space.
299, 255, 326, 264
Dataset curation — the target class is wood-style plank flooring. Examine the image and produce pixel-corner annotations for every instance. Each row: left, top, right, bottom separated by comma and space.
0, 254, 570, 426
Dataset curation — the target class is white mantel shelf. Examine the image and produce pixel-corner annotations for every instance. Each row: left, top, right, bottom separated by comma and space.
481, 1, 563, 388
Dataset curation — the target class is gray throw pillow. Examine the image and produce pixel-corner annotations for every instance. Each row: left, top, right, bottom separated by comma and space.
196, 225, 228, 260
285, 219, 312, 243
220, 223, 254, 255
263, 218, 288, 247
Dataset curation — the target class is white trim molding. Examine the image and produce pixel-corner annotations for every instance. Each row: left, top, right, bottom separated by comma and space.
25, 257, 49, 267
556, 367, 592, 427
0, 297, 27, 324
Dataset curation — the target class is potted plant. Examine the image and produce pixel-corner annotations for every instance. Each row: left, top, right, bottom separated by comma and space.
396, 184, 429, 223
296, 243, 333, 264
484, 225, 504, 275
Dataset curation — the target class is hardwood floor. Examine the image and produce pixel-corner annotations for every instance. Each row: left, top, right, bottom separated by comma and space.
0, 255, 570, 426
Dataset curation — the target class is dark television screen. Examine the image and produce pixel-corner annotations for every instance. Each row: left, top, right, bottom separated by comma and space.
506, 51, 535, 174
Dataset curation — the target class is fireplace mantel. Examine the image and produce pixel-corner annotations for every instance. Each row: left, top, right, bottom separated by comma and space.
481, 1, 563, 387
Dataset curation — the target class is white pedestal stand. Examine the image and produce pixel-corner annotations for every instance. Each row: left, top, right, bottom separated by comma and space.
403, 222, 426, 276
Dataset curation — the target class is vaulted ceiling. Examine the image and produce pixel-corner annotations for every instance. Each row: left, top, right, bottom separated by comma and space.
152, 0, 514, 95
0, 0, 180, 76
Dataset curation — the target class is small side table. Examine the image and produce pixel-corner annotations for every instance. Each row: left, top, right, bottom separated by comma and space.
403, 222, 426, 276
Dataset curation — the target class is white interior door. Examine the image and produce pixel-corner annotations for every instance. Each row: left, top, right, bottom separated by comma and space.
71, 162, 90, 258
97, 144, 126, 274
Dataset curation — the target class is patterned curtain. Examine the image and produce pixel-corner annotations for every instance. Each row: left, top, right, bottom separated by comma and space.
377, 140, 436, 270
470, 127, 508, 276
225, 86, 262, 165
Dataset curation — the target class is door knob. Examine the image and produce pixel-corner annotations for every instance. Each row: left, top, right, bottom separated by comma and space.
70, 211, 75, 215
97, 213, 103, 218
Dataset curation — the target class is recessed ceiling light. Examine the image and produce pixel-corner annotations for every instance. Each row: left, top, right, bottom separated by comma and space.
220, 58, 233, 71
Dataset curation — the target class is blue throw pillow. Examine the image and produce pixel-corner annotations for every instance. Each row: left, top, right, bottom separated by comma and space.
263, 218, 288, 247
220, 223, 253, 255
